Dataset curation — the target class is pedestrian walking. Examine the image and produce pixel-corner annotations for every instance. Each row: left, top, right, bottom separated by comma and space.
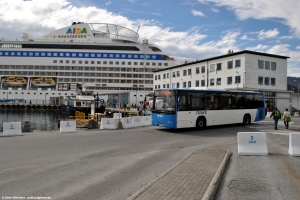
270, 107, 281, 130
283, 108, 291, 129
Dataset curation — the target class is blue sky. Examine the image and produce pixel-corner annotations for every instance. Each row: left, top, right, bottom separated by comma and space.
0, 0, 300, 76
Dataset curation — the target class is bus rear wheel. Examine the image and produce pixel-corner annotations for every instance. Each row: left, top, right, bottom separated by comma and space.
243, 114, 251, 125
196, 117, 206, 130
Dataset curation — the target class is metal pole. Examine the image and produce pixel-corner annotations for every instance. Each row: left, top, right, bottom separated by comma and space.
97, 92, 99, 122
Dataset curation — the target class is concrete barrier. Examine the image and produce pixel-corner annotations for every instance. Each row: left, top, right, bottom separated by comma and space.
288, 132, 300, 156
122, 118, 134, 129
133, 116, 143, 127
100, 118, 116, 129
294, 112, 299, 117
237, 132, 268, 155
142, 116, 152, 126
3, 122, 22, 136
113, 113, 123, 119
60, 120, 76, 133
266, 112, 272, 117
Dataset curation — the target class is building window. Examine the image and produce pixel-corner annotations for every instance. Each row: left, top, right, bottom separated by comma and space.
265, 77, 270, 85
227, 77, 232, 85
195, 80, 200, 87
158, 75, 161, 80
235, 76, 241, 84
271, 62, 276, 71
163, 84, 166, 88
163, 74, 166, 79
183, 69, 187, 76
201, 80, 205, 87
155, 75, 157, 80
201, 66, 205, 73
177, 71, 180, 77
217, 63, 222, 71
188, 81, 191, 87
258, 60, 264, 69
228, 61, 233, 69
172, 72, 176, 77
265, 61, 270, 70
196, 67, 200, 74
235, 59, 241, 68
172, 83, 175, 88
258, 76, 263, 85
177, 82, 180, 88
167, 73, 169, 78
210, 79, 214, 86
183, 82, 186, 88
210, 64, 215, 72
216, 78, 221, 85
188, 69, 192, 75
271, 78, 276, 86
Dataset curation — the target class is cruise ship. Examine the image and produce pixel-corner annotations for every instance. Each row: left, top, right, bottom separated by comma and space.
0, 22, 179, 105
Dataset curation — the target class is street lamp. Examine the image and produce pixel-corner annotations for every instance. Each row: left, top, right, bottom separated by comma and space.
45, 93, 47, 104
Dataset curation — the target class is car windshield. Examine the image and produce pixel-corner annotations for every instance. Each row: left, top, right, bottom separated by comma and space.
153, 90, 175, 113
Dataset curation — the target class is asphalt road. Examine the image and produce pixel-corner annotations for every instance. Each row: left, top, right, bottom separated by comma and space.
1, 117, 300, 200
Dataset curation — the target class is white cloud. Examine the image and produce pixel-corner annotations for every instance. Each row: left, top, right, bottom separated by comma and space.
296, 46, 300, 50
257, 28, 279, 40
106, 1, 111, 6
247, 44, 269, 51
240, 34, 255, 41
210, 7, 219, 13
199, 0, 300, 37
191, 10, 206, 17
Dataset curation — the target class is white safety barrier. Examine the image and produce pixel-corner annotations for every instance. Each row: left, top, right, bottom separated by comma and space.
237, 132, 268, 155
3, 122, 22, 136
113, 113, 123, 119
121, 118, 134, 129
60, 121, 76, 133
100, 118, 116, 129
266, 112, 272, 117
133, 116, 143, 127
142, 116, 152, 126
288, 132, 300, 156
294, 112, 299, 117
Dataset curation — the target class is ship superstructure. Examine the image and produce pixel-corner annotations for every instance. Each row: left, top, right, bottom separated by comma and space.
0, 22, 178, 105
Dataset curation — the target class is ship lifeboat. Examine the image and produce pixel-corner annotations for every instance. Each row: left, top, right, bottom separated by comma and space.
31, 77, 56, 87
3, 76, 27, 86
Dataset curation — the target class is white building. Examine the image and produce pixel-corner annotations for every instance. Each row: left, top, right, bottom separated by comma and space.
153, 50, 293, 112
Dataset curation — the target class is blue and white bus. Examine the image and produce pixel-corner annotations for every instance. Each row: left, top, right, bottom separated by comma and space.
151, 88, 265, 129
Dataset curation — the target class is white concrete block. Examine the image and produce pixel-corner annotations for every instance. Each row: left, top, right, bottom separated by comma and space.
142, 116, 152, 126
294, 112, 299, 117
288, 132, 300, 156
113, 113, 123, 119
100, 118, 116, 129
237, 132, 268, 155
122, 118, 134, 129
3, 122, 22, 136
266, 112, 272, 117
60, 121, 76, 133
133, 116, 143, 127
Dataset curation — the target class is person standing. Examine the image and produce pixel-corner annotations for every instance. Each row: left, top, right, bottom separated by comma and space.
283, 108, 291, 129
270, 107, 281, 130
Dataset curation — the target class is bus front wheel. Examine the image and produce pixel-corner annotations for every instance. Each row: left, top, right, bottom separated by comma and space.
196, 117, 206, 130
243, 114, 251, 125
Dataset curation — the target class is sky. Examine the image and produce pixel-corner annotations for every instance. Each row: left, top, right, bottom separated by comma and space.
0, 0, 300, 76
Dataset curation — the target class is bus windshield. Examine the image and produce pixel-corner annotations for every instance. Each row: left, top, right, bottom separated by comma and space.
153, 90, 176, 113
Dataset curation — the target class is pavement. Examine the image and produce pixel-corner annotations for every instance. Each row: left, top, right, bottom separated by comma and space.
126, 115, 300, 200
127, 149, 231, 200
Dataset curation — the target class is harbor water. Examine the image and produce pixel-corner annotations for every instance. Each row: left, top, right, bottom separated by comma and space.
0, 110, 61, 131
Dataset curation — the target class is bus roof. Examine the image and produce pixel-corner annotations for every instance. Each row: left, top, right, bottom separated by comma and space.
154, 88, 264, 94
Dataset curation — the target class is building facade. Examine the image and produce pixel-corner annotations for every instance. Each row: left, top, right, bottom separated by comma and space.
153, 50, 292, 112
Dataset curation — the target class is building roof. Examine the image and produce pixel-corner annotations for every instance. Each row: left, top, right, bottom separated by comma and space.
156, 50, 290, 72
